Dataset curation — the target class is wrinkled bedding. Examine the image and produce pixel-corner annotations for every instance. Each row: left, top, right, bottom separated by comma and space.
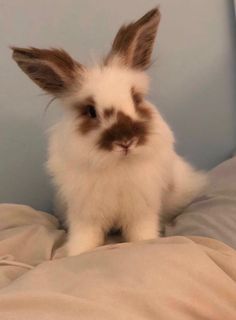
0, 204, 236, 319
166, 156, 236, 249
0, 157, 236, 319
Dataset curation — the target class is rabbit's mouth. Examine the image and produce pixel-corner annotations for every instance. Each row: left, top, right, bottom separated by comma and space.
118, 147, 131, 157
113, 137, 139, 156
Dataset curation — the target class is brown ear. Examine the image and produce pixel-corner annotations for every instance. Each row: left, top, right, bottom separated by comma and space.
106, 8, 161, 70
12, 47, 84, 96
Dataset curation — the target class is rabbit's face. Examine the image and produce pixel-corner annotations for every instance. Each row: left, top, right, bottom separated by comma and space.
12, 8, 161, 163
68, 64, 154, 158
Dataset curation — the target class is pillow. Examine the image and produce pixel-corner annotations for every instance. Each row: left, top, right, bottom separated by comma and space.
165, 156, 236, 249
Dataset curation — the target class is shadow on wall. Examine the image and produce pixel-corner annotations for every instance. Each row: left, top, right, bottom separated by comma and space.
228, 0, 236, 148
172, 61, 236, 169
0, 111, 54, 212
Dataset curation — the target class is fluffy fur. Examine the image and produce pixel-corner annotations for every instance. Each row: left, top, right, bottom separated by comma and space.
12, 8, 207, 256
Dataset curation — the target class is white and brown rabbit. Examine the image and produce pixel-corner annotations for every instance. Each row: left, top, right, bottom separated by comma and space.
12, 8, 206, 256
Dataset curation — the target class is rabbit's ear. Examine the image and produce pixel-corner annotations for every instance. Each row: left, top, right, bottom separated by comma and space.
106, 8, 160, 70
12, 47, 84, 96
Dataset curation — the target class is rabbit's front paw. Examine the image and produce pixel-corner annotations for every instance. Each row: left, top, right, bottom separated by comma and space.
66, 224, 104, 256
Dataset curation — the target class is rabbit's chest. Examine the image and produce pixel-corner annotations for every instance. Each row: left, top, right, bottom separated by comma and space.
74, 162, 161, 216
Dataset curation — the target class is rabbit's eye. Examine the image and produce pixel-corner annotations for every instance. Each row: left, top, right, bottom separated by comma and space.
86, 105, 97, 118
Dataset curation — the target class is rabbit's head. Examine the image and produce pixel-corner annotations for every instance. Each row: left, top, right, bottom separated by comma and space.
12, 8, 168, 167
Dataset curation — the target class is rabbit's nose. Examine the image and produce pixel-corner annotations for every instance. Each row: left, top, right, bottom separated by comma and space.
115, 138, 137, 149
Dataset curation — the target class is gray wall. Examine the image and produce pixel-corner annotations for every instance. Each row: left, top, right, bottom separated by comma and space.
0, 0, 236, 212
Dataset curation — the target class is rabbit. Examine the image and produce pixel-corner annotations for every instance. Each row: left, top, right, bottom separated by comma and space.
12, 8, 207, 256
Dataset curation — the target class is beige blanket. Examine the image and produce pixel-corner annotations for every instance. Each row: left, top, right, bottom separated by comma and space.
0, 204, 236, 319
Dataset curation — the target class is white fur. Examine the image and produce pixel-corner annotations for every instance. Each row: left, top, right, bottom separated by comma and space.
47, 64, 207, 256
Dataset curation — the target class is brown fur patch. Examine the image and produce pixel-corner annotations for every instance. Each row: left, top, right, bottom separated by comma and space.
97, 111, 148, 151
131, 87, 143, 105
104, 108, 115, 119
79, 117, 100, 135
131, 87, 152, 120
136, 104, 152, 119
105, 8, 161, 70
12, 47, 83, 95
